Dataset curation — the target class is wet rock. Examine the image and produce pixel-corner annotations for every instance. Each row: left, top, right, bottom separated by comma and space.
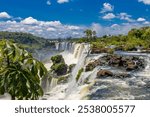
126, 64, 138, 71
114, 73, 131, 78
85, 60, 101, 71
97, 70, 113, 78
101, 54, 145, 71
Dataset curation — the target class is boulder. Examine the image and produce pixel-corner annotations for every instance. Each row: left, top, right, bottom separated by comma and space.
126, 61, 138, 71
97, 70, 113, 78
85, 60, 101, 72
126, 64, 138, 71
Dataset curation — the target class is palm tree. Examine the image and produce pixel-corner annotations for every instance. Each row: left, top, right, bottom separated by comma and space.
84, 29, 92, 39
84, 29, 97, 40
92, 30, 97, 40
0, 40, 47, 100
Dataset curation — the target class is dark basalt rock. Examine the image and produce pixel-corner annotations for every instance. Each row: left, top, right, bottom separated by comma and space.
101, 54, 145, 71
97, 70, 113, 78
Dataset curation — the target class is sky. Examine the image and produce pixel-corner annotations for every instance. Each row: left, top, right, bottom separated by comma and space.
0, 0, 150, 39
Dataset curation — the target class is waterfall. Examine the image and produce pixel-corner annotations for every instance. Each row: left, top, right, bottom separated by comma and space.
41, 43, 91, 100
55, 42, 72, 51
73, 44, 84, 59
55, 42, 59, 51
136, 54, 150, 77
61, 43, 84, 65
65, 43, 90, 99
0, 93, 11, 100
145, 54, 150, 71
50, 78, 58, 89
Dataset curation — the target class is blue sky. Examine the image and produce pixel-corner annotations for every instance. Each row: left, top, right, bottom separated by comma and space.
0, 0, 150, 38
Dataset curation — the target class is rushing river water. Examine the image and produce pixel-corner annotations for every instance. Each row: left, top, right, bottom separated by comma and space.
41, 43, 150, 100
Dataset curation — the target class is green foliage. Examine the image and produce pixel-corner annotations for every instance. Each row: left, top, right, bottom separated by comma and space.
0, 31, 56, 53
51, 63, 68, 76
88, 27, 150, 53
0, 40, 47, 100
76, 68, 84, 82
50, 54, 68, 76
83, 29, 97, 41
51, 55, 64, 64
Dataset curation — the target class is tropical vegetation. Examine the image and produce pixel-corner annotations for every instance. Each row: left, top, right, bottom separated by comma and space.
0, 40, 47, 100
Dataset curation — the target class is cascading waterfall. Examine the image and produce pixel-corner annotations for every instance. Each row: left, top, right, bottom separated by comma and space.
64, 44, 89, 99
50, 78, 58, 89
55, 42, 59, 51
142, 54, 150, 76
42, 43, 90, 100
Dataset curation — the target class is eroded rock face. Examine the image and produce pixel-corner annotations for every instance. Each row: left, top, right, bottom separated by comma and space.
85, 54, 145, 74
97, 70, 113, 78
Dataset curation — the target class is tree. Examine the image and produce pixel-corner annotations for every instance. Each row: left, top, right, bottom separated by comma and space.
0, 40, 47, 100
84, 29, 97, 40
92, 30, 97, 40
84, 29, 92, 39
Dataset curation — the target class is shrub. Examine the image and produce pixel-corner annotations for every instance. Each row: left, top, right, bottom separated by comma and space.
51, 63, 68, 76
51, 55, 64, 64
76, 68, 84, 82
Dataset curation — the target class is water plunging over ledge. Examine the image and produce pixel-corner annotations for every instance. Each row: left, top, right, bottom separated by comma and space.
41, 47, 150, 100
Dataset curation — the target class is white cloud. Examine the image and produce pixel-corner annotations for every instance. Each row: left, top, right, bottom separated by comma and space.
118, 13, 134, 22
47, 27, 56, 31
0, 17, 85, 39
143, 21, 150, 24
21, 17, 38, 25
91, 22, 149, 37
91, 23, 103, 34
57, 0, 69, 4
0, 12, 11, 19
102, 13, 116, 20
1, 12, 150, 39
137, 17, 146, 22
46, 0, 51, 5
138, 0, 150, 5
39, 21, 62, 27
67, 25, 80, 30
100, 3, 114, 13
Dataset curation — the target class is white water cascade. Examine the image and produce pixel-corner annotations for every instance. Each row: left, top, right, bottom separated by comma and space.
87, 53, 150, 100
50, 78, 58, 89
42, 43, 90, 100
64, 44, 90, 99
